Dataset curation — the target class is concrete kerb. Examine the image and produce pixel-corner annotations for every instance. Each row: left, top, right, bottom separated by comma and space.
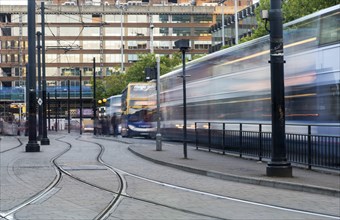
128, 146, 340, 197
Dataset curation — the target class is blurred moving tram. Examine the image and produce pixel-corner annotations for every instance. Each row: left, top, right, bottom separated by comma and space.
154, 6, 339, 169
157, 5, 339, 139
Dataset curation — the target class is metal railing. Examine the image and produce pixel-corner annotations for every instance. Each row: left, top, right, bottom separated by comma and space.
195, 122, 340, 170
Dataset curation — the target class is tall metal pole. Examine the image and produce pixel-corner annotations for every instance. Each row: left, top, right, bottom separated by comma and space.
150, 14, 154, 53
25, 63, 29, 114
26, 0, 40, 152
234, 0, 238, 45
266, 0, 292, 177
93, 58, 97, 135
67, 79, 70, 133
80, 70, 83, 135
120, 8, 124, 72
48, 92, 51, 131
221, 2, 225, 47
55, 89, 58, 132
41, 2, 50, 145
36, 31, 43, 141
182, 49, 187, 159
156, 55, 162, 151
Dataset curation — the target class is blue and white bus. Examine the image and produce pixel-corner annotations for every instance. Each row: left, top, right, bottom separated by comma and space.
120, 82, 156, 138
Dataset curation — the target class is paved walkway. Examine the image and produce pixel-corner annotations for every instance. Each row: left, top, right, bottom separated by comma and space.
128, 141, 340, 197
1, 134, 339, 198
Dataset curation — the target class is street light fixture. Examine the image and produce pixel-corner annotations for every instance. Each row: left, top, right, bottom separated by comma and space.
150, 15, 154, 54
98, 98, 107, 105
234, 0, 238, 45
219, 0, 226, 47
26, 0, 40, 152
40, 2, 50, 145
144, 56, 162, 151
93, 57, 97, 135
266, 0, 292, 177
116, 1, 128, 72
175, 39, 190, 159
219, 0, 238, 46
155, 55, 162, 151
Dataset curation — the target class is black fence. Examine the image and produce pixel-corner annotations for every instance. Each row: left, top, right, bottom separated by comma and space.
195, 122, 340, 170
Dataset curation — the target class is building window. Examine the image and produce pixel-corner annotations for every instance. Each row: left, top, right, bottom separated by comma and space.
193, 14, 212, 23
173, 27, 190, 36
194, 27, 210, 36
172, 14, 190, 23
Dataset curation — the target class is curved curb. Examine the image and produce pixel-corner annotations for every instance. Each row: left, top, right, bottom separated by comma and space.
128, 146, 340, 197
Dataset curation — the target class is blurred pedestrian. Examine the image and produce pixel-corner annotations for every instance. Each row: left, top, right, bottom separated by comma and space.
111, 113, 117, 137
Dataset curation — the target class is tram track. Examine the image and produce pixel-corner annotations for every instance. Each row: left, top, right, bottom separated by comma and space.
1, 136, 227, 219
0, 137, 66, 220
0, 136, 124, 220
1, 135, 338, 219
60, 137, 127, 220
91, 137, 340, 220
0, 137, 23, 153
79, 137, 228, 220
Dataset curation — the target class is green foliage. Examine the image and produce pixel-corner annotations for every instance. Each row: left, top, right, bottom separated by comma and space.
239, 0, 339, 43
192, 54, 207, 60
105, 73, 127, 96
282, 0, 340, 22
94, 79, 108, 101
125, 53, 156, 83
91, 53, 182, 98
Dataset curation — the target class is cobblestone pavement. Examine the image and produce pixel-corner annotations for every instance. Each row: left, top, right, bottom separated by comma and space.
0, 133, 339, 220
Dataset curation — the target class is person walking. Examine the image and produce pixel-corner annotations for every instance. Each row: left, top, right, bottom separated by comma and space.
111, 113, 117, 137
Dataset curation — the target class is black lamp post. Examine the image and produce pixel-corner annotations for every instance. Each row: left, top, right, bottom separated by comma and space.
145, 57, 162, 151
41, 2, 50, 145
266, 0, 292, 177
26, 0, 40, 152
36, 31, 43, 141
175, 39, 190, 159
48, 92, 51, 131
80, 70, 83, 135
67, 79, 70, 134
93, 57, 97, 135
55, 89, 58, 132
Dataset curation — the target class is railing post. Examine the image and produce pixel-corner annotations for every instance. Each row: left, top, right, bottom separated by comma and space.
222, 123, 226, 155
259, 124, 262, 161
239, 123, 242, 158
195, 122, 198, 150
308, 125, 312, 169
208, 122, 211, 152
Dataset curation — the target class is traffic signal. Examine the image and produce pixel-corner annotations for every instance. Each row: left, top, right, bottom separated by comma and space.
145, 67, 157, 81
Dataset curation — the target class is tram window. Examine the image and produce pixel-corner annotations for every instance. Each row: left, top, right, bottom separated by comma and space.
319, 12, 339, 45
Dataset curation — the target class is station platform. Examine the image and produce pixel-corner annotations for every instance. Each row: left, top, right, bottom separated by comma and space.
126, 140, 340, 197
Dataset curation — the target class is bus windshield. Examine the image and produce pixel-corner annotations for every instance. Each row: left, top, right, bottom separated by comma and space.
129, 84, 156, 98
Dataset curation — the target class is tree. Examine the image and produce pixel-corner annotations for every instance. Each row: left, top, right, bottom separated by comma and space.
282, 0, 339, 22
105, 73, 127, 96
125, 53, 156, 83
125, 53, 182, 83
239, 0, 339, 43
91, 53, 182, 98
